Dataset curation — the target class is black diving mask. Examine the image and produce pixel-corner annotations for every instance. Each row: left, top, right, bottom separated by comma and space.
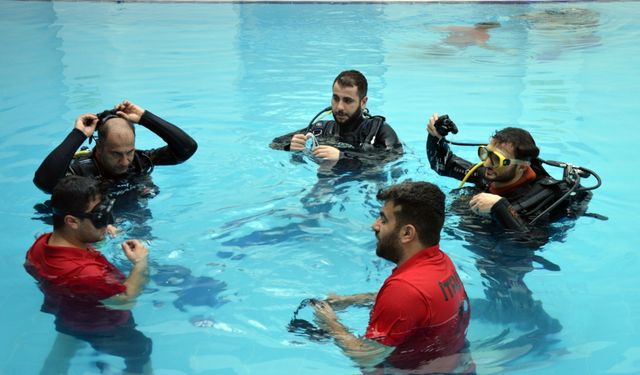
96, 109, 119, 126
52, 197, 115, 228
89, 109, 120, 144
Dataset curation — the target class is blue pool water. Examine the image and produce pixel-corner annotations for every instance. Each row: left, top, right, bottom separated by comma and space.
1, 1, 639, 374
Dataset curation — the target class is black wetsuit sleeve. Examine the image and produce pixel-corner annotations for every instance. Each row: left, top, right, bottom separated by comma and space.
33, 128, 87, 194
137, 111, 198, 165
335, 123, 403, 171
490, 197, 529, 232
378, 123, 402, 151
269, 127, 309, 151
426, 134, 485, 185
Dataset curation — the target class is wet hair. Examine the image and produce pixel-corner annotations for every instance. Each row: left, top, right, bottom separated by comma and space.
51, 176, 102, 230
333, 70, 368, 100
492, 127, 540, 161
376, 181, 445, 247
95, 109, 135, 146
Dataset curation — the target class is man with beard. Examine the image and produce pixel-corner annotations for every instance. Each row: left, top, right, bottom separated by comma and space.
270, 70, 402, 171
25, 176, 152, 374
311, 182, 472, 374
426, 112, 592, 232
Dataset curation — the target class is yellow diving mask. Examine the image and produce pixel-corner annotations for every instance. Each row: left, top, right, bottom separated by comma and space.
458, 145, 527, 188
477, 145, 525, 169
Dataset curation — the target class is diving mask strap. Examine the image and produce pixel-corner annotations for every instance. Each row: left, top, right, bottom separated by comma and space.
458, 162, 484, 188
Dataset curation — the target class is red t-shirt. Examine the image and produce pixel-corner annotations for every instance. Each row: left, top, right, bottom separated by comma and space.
365, 244, 470, 370
25, 233, 129, 332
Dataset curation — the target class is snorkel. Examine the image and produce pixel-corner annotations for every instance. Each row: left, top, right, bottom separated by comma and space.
459, 161, 484, 188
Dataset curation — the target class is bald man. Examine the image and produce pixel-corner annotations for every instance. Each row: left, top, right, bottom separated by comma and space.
34, 100, 197, 198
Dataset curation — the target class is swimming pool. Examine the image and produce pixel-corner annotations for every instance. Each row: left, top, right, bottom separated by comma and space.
1, 0, 639, 373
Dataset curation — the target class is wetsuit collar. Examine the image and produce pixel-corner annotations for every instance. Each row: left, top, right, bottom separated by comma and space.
488, 166, 537, 195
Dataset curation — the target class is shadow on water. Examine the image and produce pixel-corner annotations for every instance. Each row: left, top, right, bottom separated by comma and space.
148, 264, 228, 313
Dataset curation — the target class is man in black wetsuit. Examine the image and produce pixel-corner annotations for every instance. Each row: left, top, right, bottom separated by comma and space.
34, 100, 197, 199
270, 70, 402, 171
426, 112, 591, 232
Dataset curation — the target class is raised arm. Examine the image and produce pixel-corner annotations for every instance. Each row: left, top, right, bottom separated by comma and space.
426, 113, 484, 184
115, 100, 198, 165
33, 114, 97, 194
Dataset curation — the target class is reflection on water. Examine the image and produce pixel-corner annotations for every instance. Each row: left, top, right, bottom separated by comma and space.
407, 7, 601, 61
444, 189, 577, 371
518, 7, 601, 61
425, 21, 509, 57
519, 8, 600, 30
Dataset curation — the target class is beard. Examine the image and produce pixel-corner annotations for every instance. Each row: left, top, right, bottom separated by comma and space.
484, 166, 518, 183
78, 227, 105, 244
375, 229, 402, 264
333, 106, 363, 127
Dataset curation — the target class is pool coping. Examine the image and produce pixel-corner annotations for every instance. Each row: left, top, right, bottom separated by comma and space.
47, 0, 628, 3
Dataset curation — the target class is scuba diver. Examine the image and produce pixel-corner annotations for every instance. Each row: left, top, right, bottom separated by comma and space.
233, 71, 405, 247
33, 100, 198, 200
425, 112, 601, 232
32, 100, 198, 238
270, 70, 403, 172
426, 113, 604, 366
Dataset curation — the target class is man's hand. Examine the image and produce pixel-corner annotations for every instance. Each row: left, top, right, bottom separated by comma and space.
312, 145, 340, 161
115, 100, 145, 123
121, 240, 149, 264
469, 192, 502, 216
74, 113, 99, 138
311, 299, 339, 330
289, 133, 309, 151
426, 112, 443, 139
106, 224, 119, 238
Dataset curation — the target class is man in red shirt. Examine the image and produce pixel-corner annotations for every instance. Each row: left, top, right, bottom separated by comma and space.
25, 176, 152, 374
312, 181, 472, 373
